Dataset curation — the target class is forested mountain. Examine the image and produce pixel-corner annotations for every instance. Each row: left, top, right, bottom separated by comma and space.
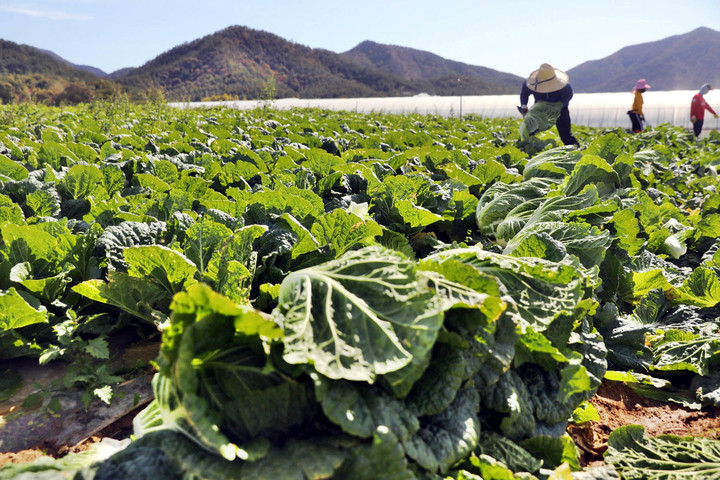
112, 26, 420, 101
0, 40, 99, 80
111, 26, 523, 101
341, 40, 522, 95
37, 48, 108, 78
2, 25, 720, 104
568, 27, 720, 92
0, 39, 121, 104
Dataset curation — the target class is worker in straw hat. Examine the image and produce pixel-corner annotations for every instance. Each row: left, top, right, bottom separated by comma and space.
690, 83, 718, 138
518, 63, 579, 148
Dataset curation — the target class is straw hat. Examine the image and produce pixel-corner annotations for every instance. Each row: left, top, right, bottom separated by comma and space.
634, 79, 651, 90
526, 63, 569, 93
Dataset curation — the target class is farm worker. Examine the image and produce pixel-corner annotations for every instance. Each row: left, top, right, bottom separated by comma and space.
628, 79, 651, 133
690, 83, 718, 137
518, 63, 579, 147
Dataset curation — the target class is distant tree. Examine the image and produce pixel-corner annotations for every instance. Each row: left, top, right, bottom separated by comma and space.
56, 82, 94, 105
259, 75, 277, 111
93, 79, 122, 101
0, 81, 14, 104
34, 90, 54, 104
145, 87, 166, 104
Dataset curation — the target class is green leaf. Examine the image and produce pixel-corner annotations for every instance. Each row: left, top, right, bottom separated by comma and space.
134, 173, 171, 193
9, 262, 71, 303
404, 384, 480, 474
146, 285, 296, 461
314, 375, 420, 441
395, 199, 442, 228
520, 434, 580, 471
504, 221, 612, 269
611, 208, 644, 256
475, 178, 554, 236
183, 220, 232, 276
571, 401, 600, 424
606, 424, 720, 479
311, 209, 383, 257
0, 287, 49, 330
425, 247, 585, 330
0, 222, 76, 279
0, 154, 29, 180
61, 164, 106, 200
94, 221, 168, 269
38, 141, 79, 169
94, 385, 113, 404
563, 154, 620, 197
85, 336, 110, 359
276, 246, 444, 382
277, 213, 320, 259
125, 245, 197, 295
558, 363, 594, 404
672, 267, 720, 308
649, 329, 720, 376
72, 273, 169, 326
468, 455, 517, 480
523, 148, 583, 180
476, 431, 542, 474
334, 426, 417, 480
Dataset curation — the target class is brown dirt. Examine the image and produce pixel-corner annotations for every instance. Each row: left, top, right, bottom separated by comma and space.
568, 380, 720, 466
0, 339, 158, 468
0, 404, 140, 468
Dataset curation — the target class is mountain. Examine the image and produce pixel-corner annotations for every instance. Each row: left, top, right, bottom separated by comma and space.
341, 40, 522, 94
0, 40, 101, 81
37, 49, 108, 78
0, 39, 122, 105
108, 67, 136, 79
113, 26, 419, 101
113, 25, 523, 101
4, 25, 720, 105
568, 27, 720, 93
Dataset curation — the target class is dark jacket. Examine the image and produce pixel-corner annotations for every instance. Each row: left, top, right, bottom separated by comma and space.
520, 82, 573, 108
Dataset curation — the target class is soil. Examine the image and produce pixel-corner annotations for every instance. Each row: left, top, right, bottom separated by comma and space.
568, 380, 720, 466
0, 338, 158, 469
0, 404, 138, 468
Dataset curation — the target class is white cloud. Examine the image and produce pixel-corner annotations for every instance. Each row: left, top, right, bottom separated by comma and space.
0, 5, 92, 20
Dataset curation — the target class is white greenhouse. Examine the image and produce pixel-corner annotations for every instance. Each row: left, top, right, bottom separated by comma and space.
171, 89, 720, 134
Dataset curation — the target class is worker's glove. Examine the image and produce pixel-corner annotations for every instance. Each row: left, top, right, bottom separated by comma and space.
691, 115, 697, 123
715, 114, 719, 119
520, 105, 528, 117
640, 115, 646, 122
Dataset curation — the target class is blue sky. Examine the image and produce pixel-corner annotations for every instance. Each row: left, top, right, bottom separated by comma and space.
1, 0, 719, 77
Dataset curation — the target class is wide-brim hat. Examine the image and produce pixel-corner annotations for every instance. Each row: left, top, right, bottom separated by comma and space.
526, 63, 569, 93
634, 79, 651, 90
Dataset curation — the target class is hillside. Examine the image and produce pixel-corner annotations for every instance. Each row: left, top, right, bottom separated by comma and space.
568, 27, 720, 93
3, 25, 720, 105
0, 40, 101, 80
0, 39, 121, 105
113, 26, 421, 101
341, 40, 522, 95
113, 26, 524, 101
37, 49, 108, 78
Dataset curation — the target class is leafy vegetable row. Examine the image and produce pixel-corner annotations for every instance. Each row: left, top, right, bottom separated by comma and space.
2, 102, 720, 479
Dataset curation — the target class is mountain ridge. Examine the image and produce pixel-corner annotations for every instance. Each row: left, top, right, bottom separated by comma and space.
1, 25, 719, 105
110, 25, 523, 101
567, 27, 720, 92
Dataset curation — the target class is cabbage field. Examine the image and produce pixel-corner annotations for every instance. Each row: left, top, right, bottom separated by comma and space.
1, 101, 720, 479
